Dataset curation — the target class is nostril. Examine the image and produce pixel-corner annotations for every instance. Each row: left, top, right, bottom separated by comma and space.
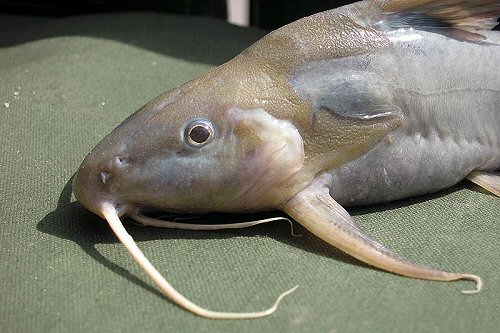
100, 172, 110, 185
115, 156, 127, 166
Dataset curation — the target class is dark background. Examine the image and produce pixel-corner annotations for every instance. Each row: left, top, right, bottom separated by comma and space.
1, 0, 499, 30
0, 1, 374, 30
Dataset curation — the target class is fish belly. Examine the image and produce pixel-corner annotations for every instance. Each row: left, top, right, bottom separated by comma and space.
327, 124, 500, 206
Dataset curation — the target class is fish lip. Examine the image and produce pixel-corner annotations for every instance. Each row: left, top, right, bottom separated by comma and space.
111, 202, 133, 218
94, 200, 134, 219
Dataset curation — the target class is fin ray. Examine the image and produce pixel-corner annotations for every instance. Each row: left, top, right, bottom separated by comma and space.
282, 173, 482, 293
378, 0, 500, 42
466, 170, 500, 197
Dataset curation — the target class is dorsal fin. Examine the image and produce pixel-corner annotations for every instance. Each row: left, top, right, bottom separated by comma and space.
378, 0, 500, 42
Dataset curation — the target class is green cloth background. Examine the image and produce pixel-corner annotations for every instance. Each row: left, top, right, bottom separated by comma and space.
1, 12, 499, 333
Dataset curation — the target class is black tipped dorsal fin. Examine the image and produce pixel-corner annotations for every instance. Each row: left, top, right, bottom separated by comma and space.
378, 0, 500, 42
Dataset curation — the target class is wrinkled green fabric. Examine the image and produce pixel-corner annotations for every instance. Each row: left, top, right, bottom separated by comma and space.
1, 13, 499, 333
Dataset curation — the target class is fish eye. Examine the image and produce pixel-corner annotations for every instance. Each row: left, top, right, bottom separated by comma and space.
185, 119, 214, 147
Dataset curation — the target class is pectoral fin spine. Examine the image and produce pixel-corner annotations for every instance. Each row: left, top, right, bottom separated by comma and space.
282, 173, 482, 293
466, 171, 500, 197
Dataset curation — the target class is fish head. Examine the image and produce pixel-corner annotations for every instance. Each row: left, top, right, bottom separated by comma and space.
72, 9, 402, 219
72, 71, 305, 218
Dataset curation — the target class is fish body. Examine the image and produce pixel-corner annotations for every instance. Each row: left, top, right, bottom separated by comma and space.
73, 0, 500, 319
302, 29, 500, 205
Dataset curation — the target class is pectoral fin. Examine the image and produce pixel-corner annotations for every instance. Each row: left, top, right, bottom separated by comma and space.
466, 171, 500, 197
282, 174, 481, 293
302, 104, 403, 173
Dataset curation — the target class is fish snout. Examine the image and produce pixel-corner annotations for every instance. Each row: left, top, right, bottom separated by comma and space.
73, 151, 131, 218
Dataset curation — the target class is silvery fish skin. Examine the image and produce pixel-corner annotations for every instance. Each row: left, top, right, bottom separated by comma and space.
297, 29, 500, 206
72, 0, 499, 319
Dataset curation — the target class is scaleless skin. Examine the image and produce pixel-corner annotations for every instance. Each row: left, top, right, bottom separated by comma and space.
73, 0, 499, 319
302, 29, 500, 206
